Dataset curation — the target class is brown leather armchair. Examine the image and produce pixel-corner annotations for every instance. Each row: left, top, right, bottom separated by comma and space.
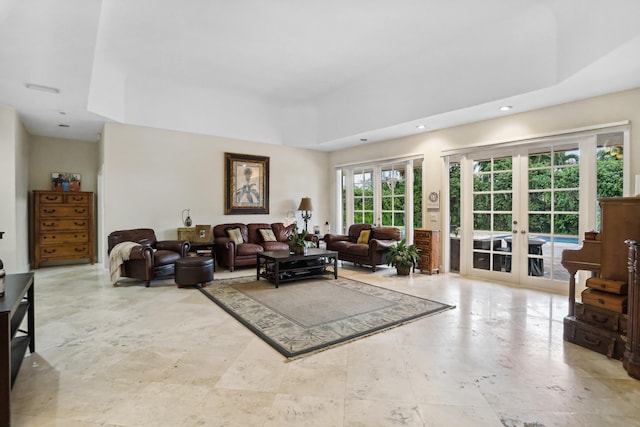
107, 228, 190, 287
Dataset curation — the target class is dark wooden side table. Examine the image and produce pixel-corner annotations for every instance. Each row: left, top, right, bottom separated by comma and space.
1, 273, 35, 427
188, 242, 215, 271
257, 249, 338, 288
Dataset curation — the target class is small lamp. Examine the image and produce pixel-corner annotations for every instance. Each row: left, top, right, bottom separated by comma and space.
297, 197, 313, 232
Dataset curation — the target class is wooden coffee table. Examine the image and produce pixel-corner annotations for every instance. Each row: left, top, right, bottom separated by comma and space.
257, 248, 338, 288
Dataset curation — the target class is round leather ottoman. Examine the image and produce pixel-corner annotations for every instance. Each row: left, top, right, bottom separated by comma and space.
175, 257, 214, 288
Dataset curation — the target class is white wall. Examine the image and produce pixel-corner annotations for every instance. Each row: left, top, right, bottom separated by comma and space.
0, 105, 30, 272
15, 114, 29, 271
329, 87, 640, 231
28, 136, 99, 193
101, 123, 331, 253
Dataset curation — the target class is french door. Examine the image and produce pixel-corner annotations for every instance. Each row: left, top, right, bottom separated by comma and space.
461, 143, 586, 290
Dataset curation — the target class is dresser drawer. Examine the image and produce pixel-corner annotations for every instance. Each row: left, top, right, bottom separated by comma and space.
39, 205, 90, 218
40, 232, 89, 245
39, 219, 90, 231
39, 244, 90, 259
65, 193, 91, 204
38, 193, 65, 204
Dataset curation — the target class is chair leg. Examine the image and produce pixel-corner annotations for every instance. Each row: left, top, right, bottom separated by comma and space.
145, 280, 150, 287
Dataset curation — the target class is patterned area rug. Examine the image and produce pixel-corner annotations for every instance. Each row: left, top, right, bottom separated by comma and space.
199, 276, 455, 359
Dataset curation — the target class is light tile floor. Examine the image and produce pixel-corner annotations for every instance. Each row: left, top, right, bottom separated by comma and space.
9, 263, 640, 426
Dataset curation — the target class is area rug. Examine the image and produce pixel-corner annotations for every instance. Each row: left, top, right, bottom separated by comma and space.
199, 276, 455, 359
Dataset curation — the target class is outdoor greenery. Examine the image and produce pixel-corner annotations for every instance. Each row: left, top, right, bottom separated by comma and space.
349, 165, 423, 229
449, 145, 624, 237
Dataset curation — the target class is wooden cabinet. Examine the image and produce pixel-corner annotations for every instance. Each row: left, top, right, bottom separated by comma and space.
177, 227, 196, 241
1, 273, 35, 427
414, 229, 440, 274
33, 191, 94, 269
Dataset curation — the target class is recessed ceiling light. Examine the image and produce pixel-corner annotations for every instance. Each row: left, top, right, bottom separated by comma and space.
416, 124, 426, 129
360, 138, 368, 142
25, 83, 60, 94
59, 111, 67, 115
499, 105, 512, 111
58, 124, 70, 128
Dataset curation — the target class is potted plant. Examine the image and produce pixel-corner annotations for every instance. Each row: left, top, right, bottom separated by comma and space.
288, 224, 310, 255
386, 238, 421, 275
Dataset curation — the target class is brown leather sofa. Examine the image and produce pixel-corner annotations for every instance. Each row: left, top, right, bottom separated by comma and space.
324, 224, 401, 271
213, 222, 318, 271
107, 228, 190, 286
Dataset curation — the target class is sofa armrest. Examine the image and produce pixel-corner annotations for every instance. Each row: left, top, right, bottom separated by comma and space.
369, 239, 397, 252
157, 240, 190, 257
128, 245, 153, 260
214, 236, 235, 250
324, 234, 349, 244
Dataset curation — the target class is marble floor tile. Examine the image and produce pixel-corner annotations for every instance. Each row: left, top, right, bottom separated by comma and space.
6, 263, 640, 426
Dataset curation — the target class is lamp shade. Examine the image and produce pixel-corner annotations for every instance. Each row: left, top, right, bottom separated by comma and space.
297, 197, 313, 211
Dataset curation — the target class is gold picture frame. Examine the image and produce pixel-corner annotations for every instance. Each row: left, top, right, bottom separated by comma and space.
193, 225, 212, 243
224, 152, 270, 215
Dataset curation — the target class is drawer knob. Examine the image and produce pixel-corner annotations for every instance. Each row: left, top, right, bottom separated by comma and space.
44, 249, 56, 254
43, 209, 56, 214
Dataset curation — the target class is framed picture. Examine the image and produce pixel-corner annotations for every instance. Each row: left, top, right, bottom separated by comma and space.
51, 172, 81, 191
193, 225, 212, 243
224, 152, 270, 215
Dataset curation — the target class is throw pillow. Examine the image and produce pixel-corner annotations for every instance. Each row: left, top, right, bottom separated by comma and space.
226, 228, 244, 245
357, 229, 371, 244
259, 228, 277, 242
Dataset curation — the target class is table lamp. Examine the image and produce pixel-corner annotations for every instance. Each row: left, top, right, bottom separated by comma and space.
297, 197, 313, 232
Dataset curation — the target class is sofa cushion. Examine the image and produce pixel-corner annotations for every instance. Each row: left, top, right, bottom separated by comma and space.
357, 229, 371, 244
259, 228, 277, 242
236, 242, 264, 256
154, 249, 182, 266
263, 241, 290, 251
226, 228, 244, 245
348, 224, 373, 242
372, 226, 401, 241
271, 223, 295, 242
347, 243, 370, 257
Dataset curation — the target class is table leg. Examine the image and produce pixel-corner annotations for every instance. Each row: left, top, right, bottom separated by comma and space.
275, 261, 280, 288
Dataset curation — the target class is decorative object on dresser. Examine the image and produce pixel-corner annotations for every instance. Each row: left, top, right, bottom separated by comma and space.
561, 197, 640, 361
414, 229, 441, 274
32, 190, 95, 269
50, 172, 81, 191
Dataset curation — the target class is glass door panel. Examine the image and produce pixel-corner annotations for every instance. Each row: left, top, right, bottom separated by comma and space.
471, 156, 514, 274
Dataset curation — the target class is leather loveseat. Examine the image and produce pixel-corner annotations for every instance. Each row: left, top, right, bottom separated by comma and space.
107, 228, 190, 286
324, 224, 401, 271
213, 222, 318, 271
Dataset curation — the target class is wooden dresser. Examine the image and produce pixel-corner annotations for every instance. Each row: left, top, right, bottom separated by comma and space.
32, 190, 95, 268
414, 229, 440, 274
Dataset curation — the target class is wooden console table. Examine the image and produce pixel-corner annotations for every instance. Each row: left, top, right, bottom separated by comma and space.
1, 273, 35, 427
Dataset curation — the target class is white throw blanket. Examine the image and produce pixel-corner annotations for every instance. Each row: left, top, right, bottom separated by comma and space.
109, 241, 142, 285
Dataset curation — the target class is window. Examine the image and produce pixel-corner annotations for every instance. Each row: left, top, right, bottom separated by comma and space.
338, 157, 423, 240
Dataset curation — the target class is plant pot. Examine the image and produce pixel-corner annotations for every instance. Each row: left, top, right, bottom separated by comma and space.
293, 246, 306, 255
396, 264, 412, 276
